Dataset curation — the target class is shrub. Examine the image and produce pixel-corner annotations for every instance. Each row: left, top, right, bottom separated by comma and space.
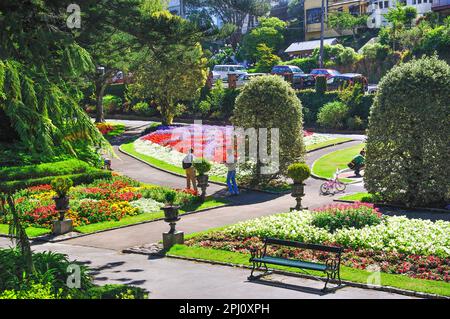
283, 57, 318, 73
232, 75, 305, 179
297, 90, 339, 125
85, 284, 148, 299
287, 163, 311, 183
254, 44, 282, 73
315, 75, 327, 94
317, 101, 349, 129
311, 203, 383, 233
346, 116, 365, 130
51, 177, 73, 197
193, 158, 212, 176
164, 190, 177, 206
103, 95, 123, 114
132, 102, 156, 117
365, 56, 450, 207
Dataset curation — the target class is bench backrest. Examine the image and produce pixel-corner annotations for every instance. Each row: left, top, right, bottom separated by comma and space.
265, 238, 343, 254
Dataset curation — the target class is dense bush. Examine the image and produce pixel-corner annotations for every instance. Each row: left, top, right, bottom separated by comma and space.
287, 163, 311, 183
311, 203, 383, 233
317, 101, 349, 129
132, 102, 156, 117
283, 57, 318, 73
193, 158, 212, 176
232, 75, 305, 179
315, 75, 327, 94
365, 56, 450, 207
102, 95, 123, 114
297, 90, 339, 125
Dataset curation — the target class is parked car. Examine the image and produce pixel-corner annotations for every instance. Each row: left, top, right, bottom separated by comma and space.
212, 65, 247, 82
326, 73, 368, 92
271, 65, 315, 88
310, 68, 341, 79
235, 73, 266, 88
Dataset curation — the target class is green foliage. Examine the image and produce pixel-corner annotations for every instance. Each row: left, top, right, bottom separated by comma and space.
242, 17, 287, 61
193, 158, 212, 175
346, 116, 365, 130
317, 101, 349, 129
287, 163, 311, 183
365, 56, 450, 207
85, 284, 148, 299
0, 160, 92, 182
132, 102, 156, 117
297, 89, 339, 124
328, 11, 368, 39
51, 177, 73, 198
102, 95, 123, 114
164, 190, 177, 206
311, 204, 382, 233
254, 44, 282, 73
315, 76, 327, 95
232, 75, 305, 179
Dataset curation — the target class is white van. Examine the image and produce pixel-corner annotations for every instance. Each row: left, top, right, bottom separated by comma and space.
212, 65, 247, 82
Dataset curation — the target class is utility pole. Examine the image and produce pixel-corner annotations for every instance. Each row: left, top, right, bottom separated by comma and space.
319, 0, 325, 68
180, 0, 185, 18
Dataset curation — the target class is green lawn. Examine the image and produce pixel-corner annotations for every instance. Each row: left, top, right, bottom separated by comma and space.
306, 138, 353, 152
168, 244, 450, 297
75, 197, 228, 234
312, 143, 365, 183
338, 192, 375, 202
121, 142, 227, 184
0, 224, 51, 238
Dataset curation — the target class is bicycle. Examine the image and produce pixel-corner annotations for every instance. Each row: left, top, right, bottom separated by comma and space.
320, 169, 347, 195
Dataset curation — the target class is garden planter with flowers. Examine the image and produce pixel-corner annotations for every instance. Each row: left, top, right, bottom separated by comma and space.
194, 158, 212, 202
287, 163, 311, 211
50, 177, 74, 235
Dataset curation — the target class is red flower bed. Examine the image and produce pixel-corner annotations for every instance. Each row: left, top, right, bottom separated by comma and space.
76, 200, 125, 225
26, 184, 52, 193
23, 204, 59, 226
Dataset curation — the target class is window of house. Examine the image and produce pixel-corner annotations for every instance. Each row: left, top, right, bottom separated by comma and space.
306, 8, 322, 24
379, 2, 383, 8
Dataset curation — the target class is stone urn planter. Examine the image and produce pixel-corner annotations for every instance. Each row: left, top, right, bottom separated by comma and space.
287, 162, 311, 211
162, 205, 181, 233
50, 177, 74, 235
162, 190, 184, 250
196, 174, 209, 201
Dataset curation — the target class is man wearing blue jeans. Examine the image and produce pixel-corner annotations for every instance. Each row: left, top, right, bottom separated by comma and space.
225, 152, 239, 196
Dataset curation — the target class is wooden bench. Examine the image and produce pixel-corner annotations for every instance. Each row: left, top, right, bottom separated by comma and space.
248, 238, 343, 291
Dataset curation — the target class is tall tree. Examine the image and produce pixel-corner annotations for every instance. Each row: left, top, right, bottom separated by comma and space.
186, 0, 271, 47
0, 0, 108, 160
327, 11, 368, 41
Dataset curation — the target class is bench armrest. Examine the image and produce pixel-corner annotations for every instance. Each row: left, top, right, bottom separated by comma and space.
325, 256, 340, 271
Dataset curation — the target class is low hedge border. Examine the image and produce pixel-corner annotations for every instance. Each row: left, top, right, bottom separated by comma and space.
0, 170, 112, 193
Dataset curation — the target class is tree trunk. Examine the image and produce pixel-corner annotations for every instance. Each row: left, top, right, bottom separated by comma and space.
95, 80, 107, 123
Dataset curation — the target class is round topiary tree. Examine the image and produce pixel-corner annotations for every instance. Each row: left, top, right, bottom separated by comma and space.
232, 75, 305, 182
365, 56, 450, 207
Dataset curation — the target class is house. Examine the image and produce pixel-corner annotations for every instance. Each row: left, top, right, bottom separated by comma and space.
285, 37, 338, 57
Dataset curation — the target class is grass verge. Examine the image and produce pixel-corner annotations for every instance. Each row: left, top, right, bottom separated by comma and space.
168, 244, 450, 297
75, 197, 228, 234
0, 224, 51, 238
338, 192, 374, 202
306, 138, 353, 152
312, 143, 365, 183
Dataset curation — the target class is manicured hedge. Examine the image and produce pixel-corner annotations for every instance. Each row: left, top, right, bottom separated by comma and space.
0, 170, 112, 193
0, 159, 92, 182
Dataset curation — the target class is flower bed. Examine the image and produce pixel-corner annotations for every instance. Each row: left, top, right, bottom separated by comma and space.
96, 122, 126, 138
184, 203, 450, 282
135, 124, 335, 178
4, 176, 202, 229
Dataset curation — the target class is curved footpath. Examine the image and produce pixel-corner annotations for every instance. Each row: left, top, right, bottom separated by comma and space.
61, 122, 366, 251
1, 121, 414, 299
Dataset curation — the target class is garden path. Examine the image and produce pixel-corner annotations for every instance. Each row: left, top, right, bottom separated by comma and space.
61, 121, 366, 251
0, 237, 413, 299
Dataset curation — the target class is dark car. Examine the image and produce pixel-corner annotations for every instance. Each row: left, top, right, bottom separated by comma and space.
310, 68, 341, 79
271, 65, 315, 88
327, 73, 368, 92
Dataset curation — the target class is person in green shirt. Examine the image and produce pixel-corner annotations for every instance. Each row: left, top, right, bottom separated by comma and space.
352, 150, 366, 177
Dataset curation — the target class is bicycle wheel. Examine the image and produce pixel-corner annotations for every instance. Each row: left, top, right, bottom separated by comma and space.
320, 183, 330, 195
335, 181, 346, 192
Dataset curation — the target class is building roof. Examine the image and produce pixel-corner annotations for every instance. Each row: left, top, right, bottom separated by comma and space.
285, 38, 338, 54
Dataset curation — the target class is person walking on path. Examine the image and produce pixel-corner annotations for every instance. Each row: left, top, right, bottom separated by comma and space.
225, 150, 239, 196
183, 148, 198, 193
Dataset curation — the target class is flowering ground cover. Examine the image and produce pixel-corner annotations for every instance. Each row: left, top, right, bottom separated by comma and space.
177, 203, 450, 286
0, 175, 227, 236
96, 122, 126, 138
124, 124, 350, 184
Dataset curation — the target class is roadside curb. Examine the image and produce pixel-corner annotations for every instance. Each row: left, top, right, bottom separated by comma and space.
165, 253, 448, 300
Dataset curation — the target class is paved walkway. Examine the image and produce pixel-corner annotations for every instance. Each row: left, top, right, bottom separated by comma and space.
0, 237, 412, 299
62, 137, 365, 251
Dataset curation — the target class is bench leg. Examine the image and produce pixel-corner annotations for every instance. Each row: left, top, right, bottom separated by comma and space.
322, 272, 330, 292
248, 262, 271, 281
248, 262, 257, 281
